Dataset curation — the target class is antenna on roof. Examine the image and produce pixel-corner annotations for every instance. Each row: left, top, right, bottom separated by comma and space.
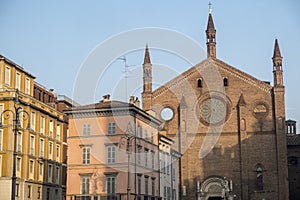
117, 56, 136, 101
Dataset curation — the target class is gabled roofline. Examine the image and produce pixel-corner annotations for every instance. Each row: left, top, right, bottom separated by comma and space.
152, 57, 272, 98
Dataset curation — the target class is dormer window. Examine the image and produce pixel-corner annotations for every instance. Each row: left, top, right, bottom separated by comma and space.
223, 78, 229, 87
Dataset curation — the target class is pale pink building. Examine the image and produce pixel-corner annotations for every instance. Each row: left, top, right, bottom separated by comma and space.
66, 95, 161, 200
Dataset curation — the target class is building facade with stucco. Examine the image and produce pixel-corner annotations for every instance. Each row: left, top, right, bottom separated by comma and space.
65, 95, 162, 200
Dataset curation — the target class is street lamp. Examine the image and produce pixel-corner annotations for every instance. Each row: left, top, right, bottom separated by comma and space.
0, 89, 31, 200
119, 122, 135, 200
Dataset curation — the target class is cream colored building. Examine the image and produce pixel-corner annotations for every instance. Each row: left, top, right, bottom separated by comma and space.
158, 133, 180, 200
0, 55, 69, 200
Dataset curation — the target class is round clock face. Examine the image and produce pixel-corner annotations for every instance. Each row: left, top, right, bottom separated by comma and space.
199, 98, 227, 125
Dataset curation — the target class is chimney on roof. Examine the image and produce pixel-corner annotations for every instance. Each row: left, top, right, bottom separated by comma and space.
129, 96, 135, 104
103, 94, 110, 102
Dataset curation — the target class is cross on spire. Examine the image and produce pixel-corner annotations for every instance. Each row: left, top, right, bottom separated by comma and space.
208, 2, 212, 14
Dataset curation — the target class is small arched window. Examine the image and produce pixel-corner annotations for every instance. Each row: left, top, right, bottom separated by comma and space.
197, 79, 202, 88
223, 78, 229, 87
256, 166, 264, 191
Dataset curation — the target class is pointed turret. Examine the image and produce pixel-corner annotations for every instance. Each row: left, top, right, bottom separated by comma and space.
273, 39, 282, 70
271, 38, 288, 199
142, 44, 153, 110
206, 12, 216, 58
144, 43, 151, 64
272, 39, 283, 86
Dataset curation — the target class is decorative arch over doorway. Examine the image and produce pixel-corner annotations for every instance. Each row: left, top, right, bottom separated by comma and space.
199, 176, 228, 200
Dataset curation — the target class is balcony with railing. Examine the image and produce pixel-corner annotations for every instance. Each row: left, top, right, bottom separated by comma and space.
70, 194, 161, 200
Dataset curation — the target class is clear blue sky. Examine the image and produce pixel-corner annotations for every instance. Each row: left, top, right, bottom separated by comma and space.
0, 0, 300, 128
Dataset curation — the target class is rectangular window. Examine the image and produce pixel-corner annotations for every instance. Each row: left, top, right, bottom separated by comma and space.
145, 149, 149, 167
162, 160, 166, 174
17, 132, 22, 152
137, 147, 141, 165
49, 120, 54, 137
145, 176, 149, 195
31, 112, 36, 131
16, 157, 21, 176
0, 130, 3, 151
30, 135, 35, 155
56, 124, 61, 140
55, 166, 60, 184
39, 162, 44, 181
0, 155, 2, 177
144, 130, 148, 140
48, 164, 52, 182
46, 189, 50, 200
49, 141, 53, 159
16, 184, 19, 197
0, 104, 3, 122
5, 66, 11, 85
172, 168, 176, 181
83, 124, 91, 136
151, 151, 155, 170
164, 187, 171, 200
82, 147, 91, 165
139, 126, 142, 138
167, 187, 171, 200
151, 132, 154, 143
106, 175, 116, 195
28, 185, 32, 197
56, 145, 60, 161
81, 176, 90, 194
40, 116, 45, 134
138, 175, 142, 195
18, 107, 23, 126
25, 77, 30, 95
108, 122, 116, 135
0, 105, 2, 151
29, 159, 34, 179
107, 146, 116, 164
37, 187, 41, 199
16, 72, 21, 90
151, 178, 155, 196
166, 161, 170, 175
40, 139, 44, 157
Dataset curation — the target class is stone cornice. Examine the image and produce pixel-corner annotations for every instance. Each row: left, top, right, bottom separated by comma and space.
66, 106, 161, 127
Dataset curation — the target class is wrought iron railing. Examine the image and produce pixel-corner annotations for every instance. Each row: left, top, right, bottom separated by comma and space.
71, 194, 161, 200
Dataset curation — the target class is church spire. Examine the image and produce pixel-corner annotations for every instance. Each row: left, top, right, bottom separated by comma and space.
272, 39, 283, 86
142, 43, 152, 93
144, 43, 151, 64
273, 39, 282, 68
142, 44, 153, 110
206, 3, 216, 58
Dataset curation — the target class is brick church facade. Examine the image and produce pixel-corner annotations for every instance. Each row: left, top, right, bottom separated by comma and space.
141, 11, 289, 200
